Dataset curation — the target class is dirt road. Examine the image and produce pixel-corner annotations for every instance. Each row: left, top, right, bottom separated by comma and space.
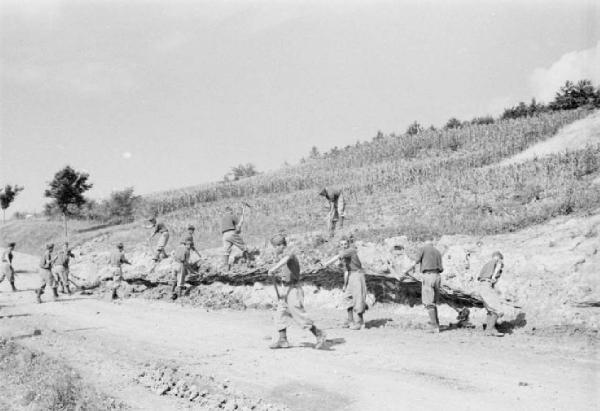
1, 253, 598, 411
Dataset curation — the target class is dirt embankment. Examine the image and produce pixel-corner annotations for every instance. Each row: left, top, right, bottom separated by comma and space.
29, 211, 599, 332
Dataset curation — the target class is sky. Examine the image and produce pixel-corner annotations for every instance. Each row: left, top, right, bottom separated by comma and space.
1, 0, 599, 214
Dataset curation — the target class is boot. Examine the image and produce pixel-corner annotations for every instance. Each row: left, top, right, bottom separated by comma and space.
342, 308, 354, 328
350, 313, 364, 330
65, 285, 72, 295
52, 287, 59, 300
339, 216, 344, 228
484, 313, 503, 337
178, 285, 184, 298
311, 326, 327, 349
427, 307, 440, 333
35, 288, 43, 304
10, 280, 17, 292
269, 329, 290, 349
221, 255, 230, 271
111, 289, 119, 300
60, 285, 66, 294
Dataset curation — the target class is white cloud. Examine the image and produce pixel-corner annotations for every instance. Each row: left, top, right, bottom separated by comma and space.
122, 152, 132, 159
530, 42, 600, 103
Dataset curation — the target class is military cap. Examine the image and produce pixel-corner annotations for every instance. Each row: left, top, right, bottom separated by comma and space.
492, 251, 504, 259
270, 234, 287, 247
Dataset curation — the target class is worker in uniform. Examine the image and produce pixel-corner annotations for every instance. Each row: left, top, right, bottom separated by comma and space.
36, 243, 58, 303
52, 242, 75, 294
0, 242, 17, 292
319, 187, 345, 238
220, 206, 249, 271
398, 238, 444, 333
267, 234, 327, 349
171, 239, 192, 300
146, 217, 169, 262
108, 242, 131, 300
476, 251, 505, 337
182, 225, 202, 260
323, 235, 367, 330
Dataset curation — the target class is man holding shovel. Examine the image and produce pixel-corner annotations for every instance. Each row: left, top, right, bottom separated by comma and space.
170, 239, 192, 300
220, 204, 250, 271
146, 217, 170, 263
52, 242, 75, 295
267, 234, 326, 349
108, 242, 131, 300
0, 242, 17, 292
392, 238, 444, 333
319, 187, 345, 238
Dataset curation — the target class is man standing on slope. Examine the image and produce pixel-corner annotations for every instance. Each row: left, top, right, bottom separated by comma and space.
52, 242, 75, 295
220, 206, 249, 271
146, 217, 170, 263
171, 239, 192, 300
319, 187, 346, 238
182, 225, 202, 260
396, 237, 444, 333
0, 242, 17, 292
267, 234, 327, 349
476, 251, 505, 337
108, 243, 131, 300
36, 243, 58, 303
323, 235, 368, 330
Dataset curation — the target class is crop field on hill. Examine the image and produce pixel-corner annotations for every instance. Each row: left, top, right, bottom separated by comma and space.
136, 109, 599, 248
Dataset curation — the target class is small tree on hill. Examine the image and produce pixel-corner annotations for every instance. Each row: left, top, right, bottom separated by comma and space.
406, 121, 423, 135
104, 187, 140, 223
309, 146, 320, 159
444, 117, 462, 130
0, 184, 24, 223
550, 80, 599, 111
44, 166, 93, 240
224, 163, 259, 182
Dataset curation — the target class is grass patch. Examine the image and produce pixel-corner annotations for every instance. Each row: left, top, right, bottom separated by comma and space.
0, 338, 125, 410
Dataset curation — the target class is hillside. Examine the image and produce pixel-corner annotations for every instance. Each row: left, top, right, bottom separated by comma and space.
2, 109, 599, 255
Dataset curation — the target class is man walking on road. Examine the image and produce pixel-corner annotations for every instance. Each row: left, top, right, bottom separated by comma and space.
0, 242, 17, 292
319, 187, 345, 238
171, 239, 192, 300
36, 243, 58, 303
323, 235, 367, 330
220, 206, 249, 271
267, 234, 327, 349
53, 242, 75, 295
397, 238, 444, 333
109, 243, 131, 300
476, 251, 505, 337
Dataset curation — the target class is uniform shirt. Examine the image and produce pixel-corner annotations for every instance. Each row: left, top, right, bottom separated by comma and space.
109, 250, 129, 267
324, 188, 342, 203
55, 249, 75, 268
278, 252, 301, 284
173, 245, 190, 263
153, 222, 168, 234
183, 233, 196, 250
478, 259, 503, 281
221, 213, 239, 233
415, 244, 443, 273
339, 247, 362, 272
1, 250, 12, 264
39, 251, 53, 269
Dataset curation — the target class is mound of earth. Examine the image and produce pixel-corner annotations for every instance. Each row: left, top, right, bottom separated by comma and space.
55, 211, 600, 332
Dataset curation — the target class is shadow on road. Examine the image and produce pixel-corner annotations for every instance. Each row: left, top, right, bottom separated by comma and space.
0, 313, 32, 319
365, 318, 393, 329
